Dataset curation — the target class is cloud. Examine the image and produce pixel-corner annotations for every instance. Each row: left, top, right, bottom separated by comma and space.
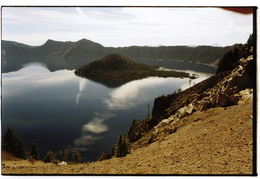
82, 112, 115, 133
2, 7, 253, 47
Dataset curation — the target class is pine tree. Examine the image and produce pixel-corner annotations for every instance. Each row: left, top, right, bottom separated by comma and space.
111, 145, 115, 157
115, 132, 123, 157
72, 148, 82, 164
43, 150, 56, 163
30, 142, 39, 160
61, 146, 67, 161
115, 132, 130, 157
2, 127, 27, 159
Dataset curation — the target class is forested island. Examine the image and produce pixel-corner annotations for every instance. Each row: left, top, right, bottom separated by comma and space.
74, 54, 193, 85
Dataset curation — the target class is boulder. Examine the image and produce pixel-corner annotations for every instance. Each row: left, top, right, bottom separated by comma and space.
218, 93, 229, 107
57, 161, 67, 166
227, 71, 252, 90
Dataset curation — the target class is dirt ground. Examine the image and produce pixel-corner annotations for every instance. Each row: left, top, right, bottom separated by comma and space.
2, 98, 254, 175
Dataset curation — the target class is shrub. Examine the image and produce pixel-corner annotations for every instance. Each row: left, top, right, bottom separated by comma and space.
43, 150, 56, 163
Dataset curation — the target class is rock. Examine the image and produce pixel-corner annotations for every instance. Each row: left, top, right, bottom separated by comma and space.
227, 71, 252, 90
228, 95, 240, 105
57, 161, 67, 166
238, 88, 253, 104
200, 102, 208, 111
218, 93, 229, 107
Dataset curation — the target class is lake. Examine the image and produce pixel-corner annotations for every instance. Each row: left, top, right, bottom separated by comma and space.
2, 62, 214, 162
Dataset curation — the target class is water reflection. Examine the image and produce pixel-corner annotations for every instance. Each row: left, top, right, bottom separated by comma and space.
82, 112, 115, 134
104, 77, 188, 110
75, 78, 89, 107
74, 112, 116, 152
179, 70, 213, 90
2, 63, 214, 161
74, 135, 102, 152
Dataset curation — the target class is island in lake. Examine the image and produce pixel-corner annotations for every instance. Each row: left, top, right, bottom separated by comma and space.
75, 54, 195, 87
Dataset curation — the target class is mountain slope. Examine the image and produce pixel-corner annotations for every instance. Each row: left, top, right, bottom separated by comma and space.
2, 38, 238, 73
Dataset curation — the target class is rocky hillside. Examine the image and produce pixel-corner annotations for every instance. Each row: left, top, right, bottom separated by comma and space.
128, 36, 254, 144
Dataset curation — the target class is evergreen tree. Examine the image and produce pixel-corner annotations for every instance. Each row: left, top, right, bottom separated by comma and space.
61, 146, 67, 161
115, 132, 130, 157
43, 150, 56, 163
115, 132, 123, 157
72, 148, 82, 164
30, 142, 39, 160
2, 127, 27, 159
111, 145, 115, 157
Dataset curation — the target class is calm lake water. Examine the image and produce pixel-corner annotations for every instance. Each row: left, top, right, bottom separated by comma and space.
2, 62, 213, 162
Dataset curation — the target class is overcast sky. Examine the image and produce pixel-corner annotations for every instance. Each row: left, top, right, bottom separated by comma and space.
2, 7, 253, 47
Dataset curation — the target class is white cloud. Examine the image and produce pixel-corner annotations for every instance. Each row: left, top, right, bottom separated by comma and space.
2, 7, 253, 47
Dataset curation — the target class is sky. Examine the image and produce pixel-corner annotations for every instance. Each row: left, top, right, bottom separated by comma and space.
2, 7, 254, 47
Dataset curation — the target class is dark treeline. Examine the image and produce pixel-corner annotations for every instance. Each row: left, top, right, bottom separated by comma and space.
2, 127, 131, 164
1, 127, 81, 164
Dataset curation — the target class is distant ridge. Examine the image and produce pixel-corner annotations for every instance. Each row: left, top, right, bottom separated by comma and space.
2, 38, 240, 73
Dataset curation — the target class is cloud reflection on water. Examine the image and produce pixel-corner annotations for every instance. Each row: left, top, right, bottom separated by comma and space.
103, 77, 182, 110
82, 112, 115, 134
74, 135, 102, 152
75, 78, 89, 107
74, 112, 116, 151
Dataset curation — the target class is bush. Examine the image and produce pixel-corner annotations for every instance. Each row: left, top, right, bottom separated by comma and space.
43, 150, 56, 163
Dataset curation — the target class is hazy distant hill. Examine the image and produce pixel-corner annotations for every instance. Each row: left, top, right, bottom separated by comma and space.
2, 38, 238, 72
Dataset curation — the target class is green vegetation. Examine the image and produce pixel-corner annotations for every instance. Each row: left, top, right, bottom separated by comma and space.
2, 127, 27, 159
30, 142, 40, 160
75, 54, 191, 83
43, 150, 57, 163
217, 33, 254, 74
115, 132, 131, 158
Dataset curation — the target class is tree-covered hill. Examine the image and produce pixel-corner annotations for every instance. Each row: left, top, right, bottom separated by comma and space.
74, 54, 191, 86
